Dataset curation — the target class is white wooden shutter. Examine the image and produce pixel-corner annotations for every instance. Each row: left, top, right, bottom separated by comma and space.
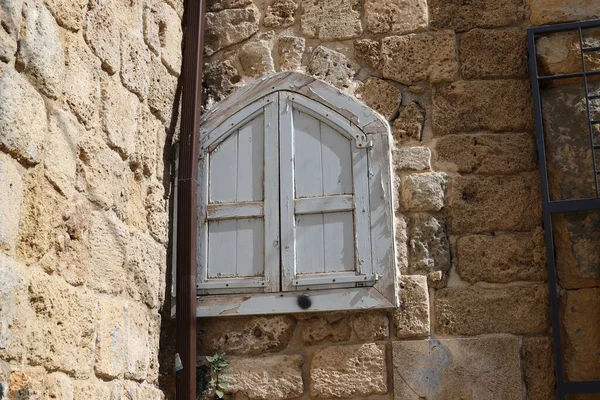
279, 92, 375, 290
198, 94, 279, 294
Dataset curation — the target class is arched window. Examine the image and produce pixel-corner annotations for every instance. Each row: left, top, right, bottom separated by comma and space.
195, 72, 397, 316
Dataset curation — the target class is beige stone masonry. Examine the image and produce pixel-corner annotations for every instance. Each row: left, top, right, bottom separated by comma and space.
523, 337, 556, 400
0, 155, 23, 253
355, 77, 402, 121
204, 5, 260, 55
301, 0, 362, 41
528, 0, 600, 25
393, 275, 430, 338
365, 0, 427, 35
85, 0, 121, 75
429, 0, 524, 31
401, 172, 448, 212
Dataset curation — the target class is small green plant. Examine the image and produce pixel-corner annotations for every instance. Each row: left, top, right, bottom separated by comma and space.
206, 353, 230, 399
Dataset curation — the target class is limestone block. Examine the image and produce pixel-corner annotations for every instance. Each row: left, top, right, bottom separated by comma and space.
124, 302, 151, 380
204, 5, 260, 55
553, 211, 600, 289
18, 0, 65, 98
301, 0, 362, 40
435, 133, 536, 174
203, 59, 242, 108
239, 39, 275, 78
355, 78, 401, 121
148, 55, 177, 123
460, 28, 527, 79
110, 0, 143, 34
278, 36, 304, 72
351, 312, 389, 341
435, 284, 550, 335
300, 315, 350, 345
44, 372, 74, 399
7, 367, 46, 400
145, 179, 168, 244
264, 0, 296, 28
393, 102, 424, 143
401, 172, 447, 212
101, 79, 138, 158
43, 0, 85, 30
0, 0, 22, 62
392, 337, 522, 399
457, 229, 546, 283
85, 0, 121, 75
64, 32, 101, 128
394, 146, 430, 171
26, 272, 96, 378
73, 381, 112, 399
136, 106, 160, 176
155, 122, 167, 181
395, 215, 408, 272
159, 4, 182, 75
207, 0, 251, 12
408, 215, 450, 273
310, 343, 387, 398
365, 0, 427, 35
122, 382, 165, 399
382, 31, 458, 84
528, 0, 600, 25
0, 155, 23, 252
146, 313, 161, 383
126, 230, 166, 309
87, 210, 128, 294
0, 65, 46, 164
45, 107, 82, 198
307, 46, 356, 89
94, 298, 127, 379
448, 173, 542, 234
393, 275, 429, 338
0, 255, 25, 352
429, 0, 524, 31
432, 80, 533, 135
523, 337, 555, 400
353, 38, 380, 70
226, 355, 304, 400
198, 315, 295, 356
121, 32, 151, 101
536, 31, 600, 76
562, 288, 600, 381
143, 0, 162, 55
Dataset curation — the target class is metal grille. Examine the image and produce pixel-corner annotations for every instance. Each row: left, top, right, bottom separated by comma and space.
528, 19, 600, 399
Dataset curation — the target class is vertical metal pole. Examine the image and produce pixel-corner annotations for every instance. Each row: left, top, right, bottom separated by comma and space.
177, 0, 205, 398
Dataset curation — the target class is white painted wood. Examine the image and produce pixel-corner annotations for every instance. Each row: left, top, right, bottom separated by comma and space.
295, 213, 325, 274
353, 146, 372, 275
290, 272, 378, 286
320, 122, 353, 195
207, 219, 237, 278
197, 155, 209, 286
295, 195, 353, 214
236, 114, 264, 202
209, 131, 237, 203
323, 211, 354, 272
293, 109, 322, 198
236, 218, 264, 277
207, 202, 264, 220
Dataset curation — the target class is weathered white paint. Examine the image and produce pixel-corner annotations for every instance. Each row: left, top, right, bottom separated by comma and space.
295, 195, 353, 214
207, 202, 264, 220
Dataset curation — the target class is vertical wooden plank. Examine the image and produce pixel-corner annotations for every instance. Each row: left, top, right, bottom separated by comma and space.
197, 155, 209, 286
323, 211, 355, 272
236, 114, 264, 202
353, 147, 372, 275
207, 219, 237, 278
209, 132, 237, 203
320, 122, 353, 195
294, 109, 323, 197
235, 218, 264, 277
295, 213, 325, 274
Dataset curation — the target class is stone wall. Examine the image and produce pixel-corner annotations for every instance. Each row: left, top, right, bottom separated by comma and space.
195, 1, 598, 399
0, 0, 181, 396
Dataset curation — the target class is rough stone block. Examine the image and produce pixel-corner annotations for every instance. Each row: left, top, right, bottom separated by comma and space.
135, 106, 160, 176
94, 298, 126, 379
122, 382, 166, 399
562, 288, 600, 381
448, 173, 542, 234
351, 312, 389, 341
401, 172, 448, 212
126, 230, 166, 309
408, 215, 450, 273
310, 343, 387, 398
226, 355, 304, 400
395, 215, 408, 272
394, 146, 430, 171
198, 315, 295, 356
148, 56, 178, 123
124, 302, 151, 381
528, 0, 600, 25
433, 80, 533, 135
239, 38, 275, 78
365, 0, 427, 35
207, 0, 251, 11
536, 31, 600, 76
278, 36, 304, 72
392, 337, 522, 399
202, 59, 242, 108
43, 372, 74, 400
264, 0, 296, 28
45, 107, 82, 198
457, 229, 546, 283
355, 78, 401, 121
460, 28, 527, 79
73, 381, 112, 399
523, 337, 555, 400
0, 255, 25, 353
301, 0, 362, 40
393, 275, 430, 338
145, 179, 168, 244
120, 32, 151, 101
435, 284, 550, 335
101, 79, 138, 158
353, 38, 380, 70
0, 155, 23, 252
85, 0, 121, 75
429, 0, 524, 31
435, 133, 536, 174
110, 0, 143, 34
307, 46, 355, 89
43, 0, 86, 30
18, 0, 65, 98
382, 31, 458, 84
159, 4, 182, 75
26, 272, 96, 378
393, 102, 424, 143
300, 314, 350, 345
7, 367, 46, 400
0, 65, 46, 164
204, 5, 260, 55
0, 0, 22, 62
87, 210, 128, 294
64, 32, 101, 128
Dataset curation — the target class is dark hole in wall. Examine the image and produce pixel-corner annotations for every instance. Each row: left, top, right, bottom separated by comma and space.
0, 383, 5, 400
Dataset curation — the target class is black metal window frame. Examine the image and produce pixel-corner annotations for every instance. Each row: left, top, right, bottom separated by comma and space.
528, 19, 600, 399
